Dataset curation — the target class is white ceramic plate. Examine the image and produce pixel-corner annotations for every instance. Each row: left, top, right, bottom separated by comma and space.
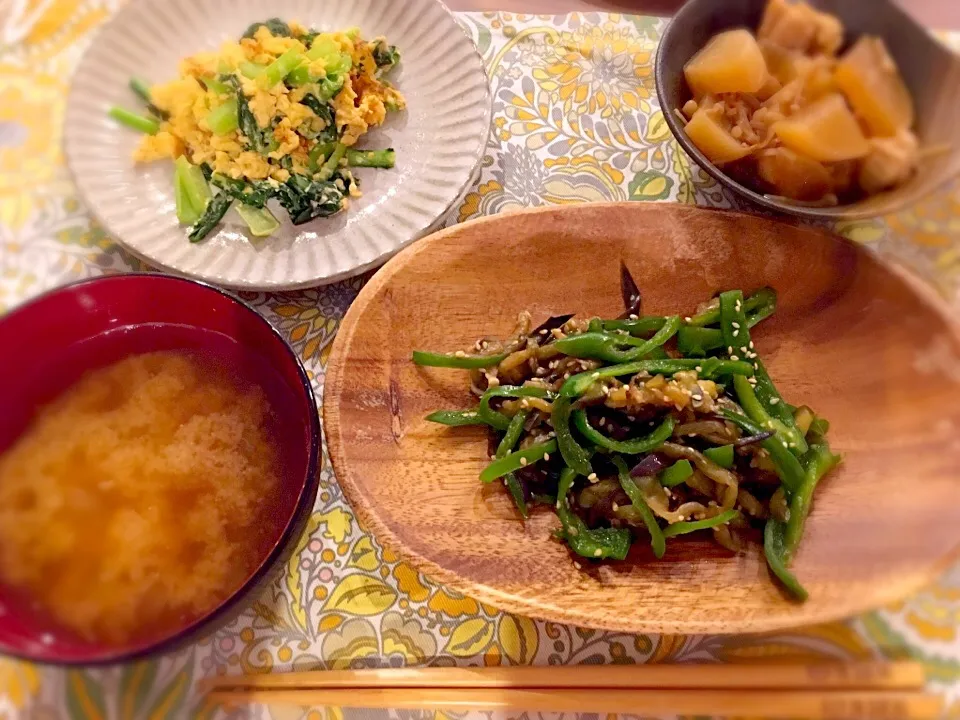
64, 0, 490, 290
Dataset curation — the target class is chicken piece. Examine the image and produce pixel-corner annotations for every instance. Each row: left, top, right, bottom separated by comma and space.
758, 0, 844, 56
857, 129, 919, 194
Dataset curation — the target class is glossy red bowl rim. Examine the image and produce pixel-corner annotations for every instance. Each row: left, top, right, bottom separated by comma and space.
0, 273, 322, 666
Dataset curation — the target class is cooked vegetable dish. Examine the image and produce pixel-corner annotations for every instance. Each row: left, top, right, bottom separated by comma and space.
108, 18, 404, 242
415, 264, 840, 600
680, 0, 918, 205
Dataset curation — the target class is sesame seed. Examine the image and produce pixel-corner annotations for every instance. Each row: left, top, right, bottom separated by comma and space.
628, 415, 636, 421
733, 330, 739, 338
490, 455, 497, 461
563, 373, 570, 379
695, 365, 702, 372
781, 441, 789, 448
663, 487, 671, 496
568, 527, 579, 537
731, 322, 740, 329
677, 515, 685, 522
727, 346, 734, 353
612, 503, 619, 511
591, 372, 600, 379
593, 549, 603, 557
629, 314, 639, 320
520, 457, 528, 466
454, 350, 466, 357
740, 346, 748, 353
539, 328, 548, 335
543, 453, 550, 461
520, 399, 529, 408
684, 316, 692, 322
769, 398, 780, 405
730, 355, 739, 361
587, 472, 598, 482
598, 417, 606, 427
602, 386, 610, 396
749, 341, 755, 349
573, 561, 582, 569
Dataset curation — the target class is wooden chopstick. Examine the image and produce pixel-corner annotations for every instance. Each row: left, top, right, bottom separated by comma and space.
207, 687, 943, 720
202, 660, 925, 692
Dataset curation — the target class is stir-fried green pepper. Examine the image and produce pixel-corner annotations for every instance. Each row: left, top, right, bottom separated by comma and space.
479, 386, 553, 432
783, 442, 841, 561
703, 444, 734, 469
660, 460, 693, 487
556, 468, 631, 560
479, 440, 557, 484
412, 350, 508, 369
497, 411, 530, 519
685, 287, 776, 327
425, 410, 485, 426
732, 375, 807, 459
721, 409, 805, 493
552, 396, 593, 477
553, 317, 681, 363
662, 509, 739, 538
764, 518, 809, 601
611, 457, 665, 558
601, 316, 668, 337
561, 357, 754, 398
572, 412, 675, 455
721, 290, 807, 455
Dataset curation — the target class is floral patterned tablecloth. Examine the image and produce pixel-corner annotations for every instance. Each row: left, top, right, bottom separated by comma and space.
2, 3, 960, 718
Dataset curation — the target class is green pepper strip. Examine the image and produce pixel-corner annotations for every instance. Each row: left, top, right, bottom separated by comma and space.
753, 360, 807, 455
479, 439, 557, 484
424, 410, 485, 426
764, 518, 809, 601
497, 410, 528, 457
556, 468, 631, 561
721, 409, 805, 493
601, 316, 668, 337
497, 411, 530, 519
479, 386, 553, 432
412, 350, 508, 369
676, 308, 773, 356
553, 316, 681, 363
552, 396, 593, 477
686, 287, 776, 327
733, 375, 807, 457
719, 290, 807, 456
783, 442, 841, 562
572, 412, 675, 455
703, 444, 734, 469
660, 460, 693, 487
611, 457, 665, 559
662, 509, 739, 538
561, 357, 755, 398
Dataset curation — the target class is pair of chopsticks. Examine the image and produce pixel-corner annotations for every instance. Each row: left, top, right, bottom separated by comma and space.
204, 660, 943, 719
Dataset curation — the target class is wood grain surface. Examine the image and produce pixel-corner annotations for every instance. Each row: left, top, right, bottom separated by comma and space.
324, 203, 960, 634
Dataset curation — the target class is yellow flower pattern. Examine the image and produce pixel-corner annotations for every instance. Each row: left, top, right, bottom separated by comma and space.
2, 4, 960, 719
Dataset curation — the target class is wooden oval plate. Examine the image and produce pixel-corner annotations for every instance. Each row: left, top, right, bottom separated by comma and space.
324, 203, 960, 634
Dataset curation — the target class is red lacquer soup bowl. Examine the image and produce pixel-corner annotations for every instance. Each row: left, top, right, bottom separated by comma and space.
0, 274, 320, 664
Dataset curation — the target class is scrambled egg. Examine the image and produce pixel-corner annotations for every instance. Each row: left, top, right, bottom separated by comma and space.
133, 23, 405, 184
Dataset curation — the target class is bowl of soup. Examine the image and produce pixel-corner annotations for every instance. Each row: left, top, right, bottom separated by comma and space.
0, 274, 321, 664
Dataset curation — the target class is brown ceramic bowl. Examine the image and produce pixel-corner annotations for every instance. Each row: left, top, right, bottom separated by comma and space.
655, 0, 960, 220
325, 203, 960, 634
